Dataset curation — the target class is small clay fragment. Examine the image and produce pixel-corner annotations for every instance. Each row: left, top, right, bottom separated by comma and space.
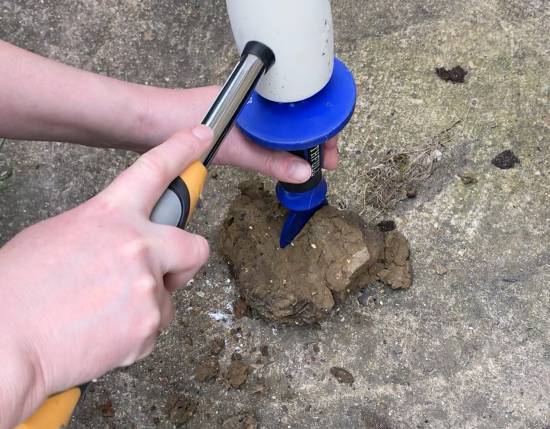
233, 297, 250, 318
226, 360, 250, 388
195, 356, 219, 382
377, 230, 413, 290
492, 150, 520, 169
433, 263, 448, 276
458, 171, 478, 185
166, 395, 197, 426
330, 367, 355, 385
406, 189, 417, 199
220, 183, 412, 324
97, 399, 115, 418
222, 414, 258, 429
377, 220, 396, 232
435, 65, 467, 83
209, 337, 225, 356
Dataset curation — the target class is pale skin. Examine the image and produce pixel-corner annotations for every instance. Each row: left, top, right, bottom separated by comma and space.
0, 40, 339, 428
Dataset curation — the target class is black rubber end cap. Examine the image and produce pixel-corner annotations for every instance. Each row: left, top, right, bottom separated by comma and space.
242, 41, 275, 71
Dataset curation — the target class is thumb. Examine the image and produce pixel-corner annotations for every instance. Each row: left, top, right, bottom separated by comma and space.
105, 125, 213, 212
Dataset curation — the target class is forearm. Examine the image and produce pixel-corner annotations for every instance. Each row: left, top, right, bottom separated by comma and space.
0, 40, 217, 152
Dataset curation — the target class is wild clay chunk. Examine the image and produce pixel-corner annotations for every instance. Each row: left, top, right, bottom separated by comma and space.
220, 183, 412, 324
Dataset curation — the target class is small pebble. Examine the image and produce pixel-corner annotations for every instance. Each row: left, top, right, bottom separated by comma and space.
458, 171, 478, 185
433, 263, 448, 276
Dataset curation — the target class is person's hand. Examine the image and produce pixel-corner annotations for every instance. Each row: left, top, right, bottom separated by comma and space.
0, 42, 339, 184
0, 126, 213, 428
139, 85, 339, 183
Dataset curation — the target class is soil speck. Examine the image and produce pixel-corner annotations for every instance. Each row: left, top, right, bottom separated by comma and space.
97, 399, 114, 418
166, 395, 197, 426
330, 367, 355, 385
492, 150, 520, 169
226, 360, 250, 388
195, 356, 219, 382
234, 297, 250, 318
433, 263, 448, 276
209, 337, 225, 356
222, 414, 258, 429
377, 220, 396, 232
458, 171, 478, 185
436, 65, 467, 83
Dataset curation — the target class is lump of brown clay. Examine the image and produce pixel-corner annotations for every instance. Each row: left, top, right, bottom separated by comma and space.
220, 183, 412, 325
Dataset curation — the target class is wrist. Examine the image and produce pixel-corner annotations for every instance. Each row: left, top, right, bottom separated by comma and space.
0, 335, 46, 429
131, 84, 221, 152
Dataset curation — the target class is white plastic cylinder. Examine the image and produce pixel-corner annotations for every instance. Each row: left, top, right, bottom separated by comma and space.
226, 0, 334, 103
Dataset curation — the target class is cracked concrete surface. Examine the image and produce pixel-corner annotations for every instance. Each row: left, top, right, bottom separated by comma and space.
1, 0, 549, 428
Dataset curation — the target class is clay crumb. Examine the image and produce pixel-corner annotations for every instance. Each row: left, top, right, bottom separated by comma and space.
222, 414, 258, 429
97, 399, 114, 418
492, 150, 520, 169
195, 356, 219, 382
209, 337, 225, 355
458, 171, 478, 185
234, 297, 250, 319
435, 65, 467, 83
433, 263, 448, 276
252, 383, 266, 394
330, 367, 354, 385
166, 395, 197, 426
377, 220, 396, 232
226, 360, 250, 388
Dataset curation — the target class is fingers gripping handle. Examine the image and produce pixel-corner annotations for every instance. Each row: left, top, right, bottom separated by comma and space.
150, 41, 274, 228
150, 161, 208, 228
14, 387, 83, 429
18, 42, 274, 429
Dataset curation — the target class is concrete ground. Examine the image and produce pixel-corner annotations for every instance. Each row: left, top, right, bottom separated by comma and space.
1, 0, 549, 428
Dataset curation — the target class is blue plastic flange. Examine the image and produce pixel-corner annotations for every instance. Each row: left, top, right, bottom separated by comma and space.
237, 58, 357, 151
237, 57, 356, 227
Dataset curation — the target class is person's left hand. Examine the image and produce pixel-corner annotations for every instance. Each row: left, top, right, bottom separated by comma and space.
139, 85, 339, 184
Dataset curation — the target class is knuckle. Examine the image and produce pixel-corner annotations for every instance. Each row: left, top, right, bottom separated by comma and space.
142, 307, 162, 336
135, 272, 158, 294
193, 236, 210, 263
85, 194, 121, 218
262, 154, 277, 178
120, 235, 152, 264
137, 154, 168, 183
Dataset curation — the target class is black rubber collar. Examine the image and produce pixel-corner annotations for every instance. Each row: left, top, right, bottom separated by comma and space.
242, 41, 275, 71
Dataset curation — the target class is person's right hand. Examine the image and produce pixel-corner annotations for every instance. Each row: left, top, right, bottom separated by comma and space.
0, 125, 213, 428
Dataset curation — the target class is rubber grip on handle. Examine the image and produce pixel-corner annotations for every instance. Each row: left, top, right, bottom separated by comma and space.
15, 387, 82, 429
150, 160, 208, 228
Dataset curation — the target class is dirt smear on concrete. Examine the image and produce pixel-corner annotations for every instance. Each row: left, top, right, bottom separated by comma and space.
220, 183, 412, 325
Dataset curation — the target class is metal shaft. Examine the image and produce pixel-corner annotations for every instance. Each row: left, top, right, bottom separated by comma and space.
201, 50, 267, 166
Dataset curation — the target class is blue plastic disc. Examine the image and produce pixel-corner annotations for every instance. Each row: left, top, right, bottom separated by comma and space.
237, 58, 356, 151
